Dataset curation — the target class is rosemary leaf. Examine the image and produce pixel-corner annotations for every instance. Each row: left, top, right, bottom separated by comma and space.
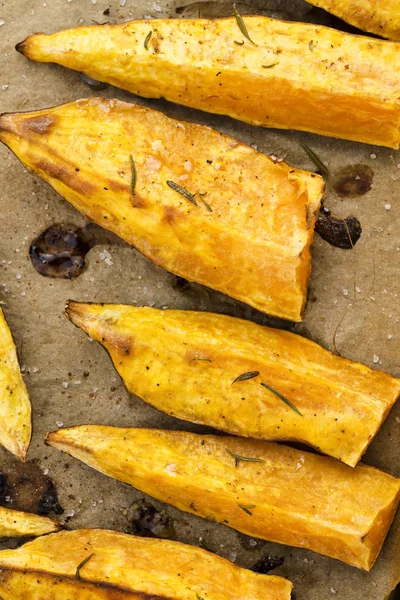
262, 62, 279, 68
144, 31, 152, 50
300, 142, 329, 175
260, 383, 303, 416
190, 357, 212, 362
197, 192, 212, 212
76, 553, 94, 580
234, 40, 245, 45
309, 39, 314, 51
167, 180, 199, 207
237, 504, 256, 516
226, 448, 265, 467
232, 370, 260, 384
233, 5, 257, 46
129, 155, 137, 194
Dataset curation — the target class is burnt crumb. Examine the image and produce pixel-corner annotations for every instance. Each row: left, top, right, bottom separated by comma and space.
332, 164, 373, 197
103, 7, 110, 15
251, 554, 285, 574
30, 223, 92, 279
80, 73, 109, 91
173, 275, 191, 291
0, 460, 63, 516
29, 222, 123, 279
315, 206, 362, 249
131, 500, 174, 539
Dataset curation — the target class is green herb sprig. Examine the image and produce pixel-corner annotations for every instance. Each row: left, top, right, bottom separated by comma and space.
76, 553, 94, 580
232, 371, 259, 384
197, 191, 212, 212
144, 31, 152, 50
300, 142, 329, 175
190, 357, 212, 362
260, 382, 303, 416
226, 449, 265, 467
233, 5, 257, 45
129, 155, 137, 194
237, 504, 256, 516
167, 180, 199, 207
262, 62, 279, 68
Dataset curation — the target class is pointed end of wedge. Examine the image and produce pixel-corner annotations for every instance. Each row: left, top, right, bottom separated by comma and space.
0, 112, 17, 139
64, 300, 88, 329
15, 38, 29, 55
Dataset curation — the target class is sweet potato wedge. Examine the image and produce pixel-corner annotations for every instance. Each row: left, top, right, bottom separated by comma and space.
0, 506, 60, 538
65, 302, 400, 467
0, 99, 324, 321
15, 17, 400, 148
46, 426, 400, 570
0, 308, 31, 460
306, 0, 400, 42
0, 528, 293, 600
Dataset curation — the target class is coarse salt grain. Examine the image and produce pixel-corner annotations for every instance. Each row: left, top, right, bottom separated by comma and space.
56, 421, 64, 427
388, 334, 393, 340
62, 382, 69, 389
373, 355, 379, 363
330, 589, 337, 595
356, 286, 361, 293
370, 153, 377, 159
0, 19, 5, 26
385, 203, 391, 210
343, 288, 348, 296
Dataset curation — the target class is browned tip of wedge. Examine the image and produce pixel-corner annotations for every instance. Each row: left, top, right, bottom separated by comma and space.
15, 38, 28, 55
0, 113, 16, 136
64, 300, 88, 329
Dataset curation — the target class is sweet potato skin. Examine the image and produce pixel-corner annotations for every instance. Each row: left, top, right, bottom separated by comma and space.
65, 302, 400, 467
0, 506, 60, 538
306, 0, 400, 42
46, 427, 400, 571
0, 98, 324, 321
16, 17, 400, 148
0, 308, 31, 460
0, 529, 292, 600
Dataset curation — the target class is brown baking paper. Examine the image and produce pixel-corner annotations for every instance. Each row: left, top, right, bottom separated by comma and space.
0, 0, 399, 598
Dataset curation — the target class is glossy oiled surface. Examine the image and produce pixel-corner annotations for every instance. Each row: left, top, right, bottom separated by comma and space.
0, 529, 292, 600
17, 17, 400, 148
66, 303, 400, 467
47, 427, 400, 570
0, 308, 31, 460
0, 98, 324, 321
306, 0, 400, 41
0, 506, 59, 538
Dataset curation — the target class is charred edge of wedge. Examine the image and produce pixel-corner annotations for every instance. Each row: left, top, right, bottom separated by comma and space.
0, 567, 174, 599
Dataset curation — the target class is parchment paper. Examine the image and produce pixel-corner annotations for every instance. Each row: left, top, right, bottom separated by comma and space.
0, 0, 399, 598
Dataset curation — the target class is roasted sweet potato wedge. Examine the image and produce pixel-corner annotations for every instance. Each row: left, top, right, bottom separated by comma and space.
0, 99, 325, 321
306, 0, 400, 42
0, 308, 31, 460
65, 302, 400, 467
46, 426, 400, 570
0, 528, 293, 599
16, 17, 400, 148
0, 506, 60, 538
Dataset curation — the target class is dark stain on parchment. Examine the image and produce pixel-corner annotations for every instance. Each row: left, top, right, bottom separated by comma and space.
131, 500, 175, 539
29, 222, 124, 279
0, 460, 63, 515
332, 164, 373, 198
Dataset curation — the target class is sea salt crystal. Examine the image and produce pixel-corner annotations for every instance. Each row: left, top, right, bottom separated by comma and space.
385, 203, 391, 210
388, 334, 393, 340
370, 153, 377, 159
330, 589, 337, 595
343, 288, 348, 296
249, 539, 257, 547
62, 382, 69, 389
2, 84, 8, 91
16, 273, 22, 280
0, 19, 5, 26
356, 286, 361, 293
373, 355, 379, 363
56, 421, 64, 427
43, 468, 49, 475
120, 0, 127, 5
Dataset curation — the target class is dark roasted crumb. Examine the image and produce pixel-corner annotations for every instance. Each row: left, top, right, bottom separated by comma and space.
251, 554, 285, 573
